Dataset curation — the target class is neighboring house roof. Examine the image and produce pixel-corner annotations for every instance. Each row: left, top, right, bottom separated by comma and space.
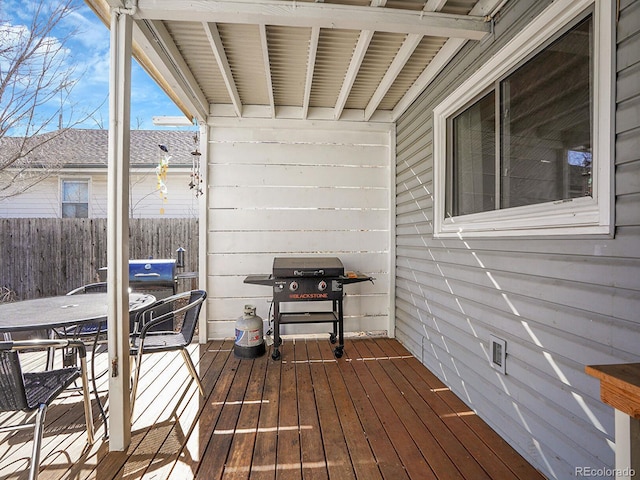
0, 128, 198, 169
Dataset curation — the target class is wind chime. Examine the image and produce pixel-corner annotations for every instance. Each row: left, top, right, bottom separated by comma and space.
157, 144, 171, 214
189, 133, 204, 197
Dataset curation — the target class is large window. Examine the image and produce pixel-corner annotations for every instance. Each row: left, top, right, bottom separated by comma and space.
61, 180, 89, 218
433, 0, 612, 237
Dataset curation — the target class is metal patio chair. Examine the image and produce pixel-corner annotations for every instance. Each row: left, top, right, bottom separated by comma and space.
64, 283, 139, 336
61, 283, 109, 399
66, 282, 108, 295
129, 289, 207, 419
61, 282, 135, 362
64, 282, 108, 337
0, 339, 94, 480
62, 283, 139, 431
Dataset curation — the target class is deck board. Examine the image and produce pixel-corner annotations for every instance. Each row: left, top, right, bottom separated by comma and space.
350, 339, 439, 479
0, 337, 546, 480
297, 340, 328, 480
222, 348, 268, 479
323, 349, 386, 480
361, 339, 470, 480
250, 343, 280, 480
336, 345, 409, 480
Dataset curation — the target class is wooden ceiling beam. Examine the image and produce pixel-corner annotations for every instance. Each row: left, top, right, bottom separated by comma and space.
334, 31, 373, 120
364, 33, 422, 121
302, 27, 320, 120
203, 22, 243, 117
364, 0, 446, 120
392, 0, 503, 120
334, 0, 387, 120
136, 0, 490, 40
259, 24, 276, 118
135, 19, 209, 120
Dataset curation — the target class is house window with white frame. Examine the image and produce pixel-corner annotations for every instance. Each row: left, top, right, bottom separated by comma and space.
61, 179, 89, 218
433, 0, 613, 238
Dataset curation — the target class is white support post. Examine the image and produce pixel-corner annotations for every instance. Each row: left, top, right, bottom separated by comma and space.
107, 7, 133, 451
615, 410, 640, 480
198, 123, 209, 344
586, 363, 640, 480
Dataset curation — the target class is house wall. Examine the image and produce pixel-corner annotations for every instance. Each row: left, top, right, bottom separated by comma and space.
204, 118, 393, 340
394, 0, 640, 479
0, 170, 199, 218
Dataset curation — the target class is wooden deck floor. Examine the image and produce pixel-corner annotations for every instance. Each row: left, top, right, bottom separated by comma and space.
1, 337, 546, 479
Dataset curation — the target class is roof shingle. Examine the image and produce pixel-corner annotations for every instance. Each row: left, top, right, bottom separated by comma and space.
0, 129, 198, 169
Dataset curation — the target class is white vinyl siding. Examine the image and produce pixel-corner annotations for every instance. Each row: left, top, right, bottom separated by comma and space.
0, 170, 198, 219
394, 0, 640, 479
0, 177, 60, 217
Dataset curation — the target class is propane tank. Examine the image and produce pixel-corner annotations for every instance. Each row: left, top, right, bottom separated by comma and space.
234, 304, 265, 358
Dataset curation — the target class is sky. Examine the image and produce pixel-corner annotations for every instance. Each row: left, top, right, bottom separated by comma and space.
1, 0, 189, 132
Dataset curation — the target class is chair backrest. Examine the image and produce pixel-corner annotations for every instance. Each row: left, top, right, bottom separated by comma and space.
0, 344, 29, 412
67, 282, 108, 295
137, 290, 206, 343
179, 290, 207, 343
68, 284, 141, 334
65, 282, 110, 335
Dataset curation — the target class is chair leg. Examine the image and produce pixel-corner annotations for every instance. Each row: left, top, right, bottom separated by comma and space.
45, 347, 55, 370
181, 349, 205, 396
130, 351, 143, 420
79, 356, 95, 444
28, 404, 47, 480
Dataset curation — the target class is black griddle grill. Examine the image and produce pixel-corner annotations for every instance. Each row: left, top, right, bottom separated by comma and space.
244, 256, 373, 360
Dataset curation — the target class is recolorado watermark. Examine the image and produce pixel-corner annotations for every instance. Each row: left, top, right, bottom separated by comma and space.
575, 466, 636, 477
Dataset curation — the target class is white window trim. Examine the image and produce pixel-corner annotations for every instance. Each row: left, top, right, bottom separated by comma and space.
433, 0, 614, 238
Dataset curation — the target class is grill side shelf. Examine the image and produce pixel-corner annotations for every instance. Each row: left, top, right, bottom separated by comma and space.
341, 273, 375, 285
278, 311, 338, 324
243, 275, 275, 286
243, 274, 373, 286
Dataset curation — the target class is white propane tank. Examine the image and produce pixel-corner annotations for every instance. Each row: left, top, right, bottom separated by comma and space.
234, 304, 265, 358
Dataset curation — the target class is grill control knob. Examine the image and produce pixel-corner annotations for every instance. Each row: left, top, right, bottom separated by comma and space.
317, 280, 327, 291
289, 281, 298, 291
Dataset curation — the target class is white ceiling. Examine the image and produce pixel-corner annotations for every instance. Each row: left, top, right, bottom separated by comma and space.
87, 0, 502, 124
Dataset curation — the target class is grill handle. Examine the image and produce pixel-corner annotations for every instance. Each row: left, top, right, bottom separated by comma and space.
293, 269, 325, 277
133, 273, 161, 278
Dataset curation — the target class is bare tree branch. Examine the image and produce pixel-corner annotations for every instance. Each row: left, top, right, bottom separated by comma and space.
0, 0, 104, 200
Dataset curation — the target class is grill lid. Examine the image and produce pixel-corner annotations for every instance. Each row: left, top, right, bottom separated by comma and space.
243, 256, 374, 287
272, 257, 344, 278
129, 259, 176, 284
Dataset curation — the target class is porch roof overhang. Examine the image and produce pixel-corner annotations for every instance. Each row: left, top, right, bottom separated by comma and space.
84, 0, 502, 125
83, 0, 506, 453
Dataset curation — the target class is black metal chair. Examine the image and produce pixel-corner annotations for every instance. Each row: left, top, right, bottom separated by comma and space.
66, 282, 108, 295
64, 283, 139, 335
62, 282, 135, 372
129, 289, 207, 418
62, 282, 137, 431
64, 282, 108, 336
0, 339, 94, 480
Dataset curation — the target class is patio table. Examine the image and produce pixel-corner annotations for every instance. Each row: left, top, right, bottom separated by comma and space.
0, 292, 154, 334
0, 292, 156, 435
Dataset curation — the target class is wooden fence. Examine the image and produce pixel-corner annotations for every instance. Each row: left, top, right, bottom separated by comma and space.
0, 218, 198, 300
